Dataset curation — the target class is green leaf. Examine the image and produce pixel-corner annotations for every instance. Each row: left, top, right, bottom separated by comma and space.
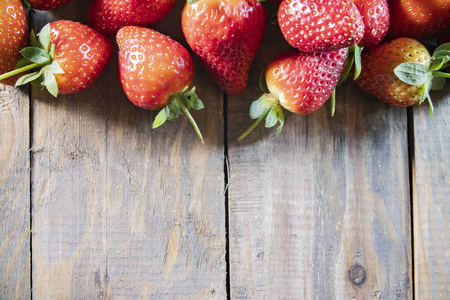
20, 47, 51, 64
431, 76, 446, 90
265, 107, 278, 128
432, 50, 450, 58
273, 110, 285, 136
259, 68, 269, 93
189, 94, 204, 110
22, 0, 31, 10
249, 96, 274, 119
15, 57, 34, 69
49, 43, 56, 58
434, 42, 450, 53
338, 50, 355, 85
14, 70, 43, 87
249, 99, 263, 119
39, 24, 51, 51
43, 68, 58, 97
30, 29, 39, 48
46, 61, 65, 74
153, 107, 169, 128
394, 62, 431, 86
166, 98, 180, 121
353, 45, 362, 80
430, 56, 449, 71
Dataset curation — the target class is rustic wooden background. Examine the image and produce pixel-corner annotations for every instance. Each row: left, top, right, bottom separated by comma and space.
1, 0, 449, 299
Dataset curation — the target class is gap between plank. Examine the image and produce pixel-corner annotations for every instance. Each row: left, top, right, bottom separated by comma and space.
28, 84, 34, 299
223, 92, 231, 299
407, 107, 415, 300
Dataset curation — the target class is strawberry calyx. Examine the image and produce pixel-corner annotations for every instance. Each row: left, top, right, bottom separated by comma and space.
394, 42, 450, 116
0, 24, 64, 97
22, 0, 32, 11
338, 45, 363, 85
238, 93, 285, 140
152, 86, 205, 143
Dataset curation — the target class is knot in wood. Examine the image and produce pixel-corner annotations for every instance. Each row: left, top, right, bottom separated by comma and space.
348, 263, 366, 286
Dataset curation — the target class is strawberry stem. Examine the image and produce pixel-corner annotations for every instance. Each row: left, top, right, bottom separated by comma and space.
0, 63, 41, 82
176, 98, 204, 144
238, 107, 271, 141
432, 71, 450, 78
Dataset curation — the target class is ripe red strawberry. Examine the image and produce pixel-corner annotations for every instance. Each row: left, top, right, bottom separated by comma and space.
181, 0, 266, 94
0, 0, 28, 86
239, 48, 348, 139
354, 38, 450, 114
116, 26, 204, 142
386, 0, 450, 40
27, 0, 72, 10
0, 20, 113, 96
352, 0, 389, 48
278, 0, 364, 52
89, 0, 176, 35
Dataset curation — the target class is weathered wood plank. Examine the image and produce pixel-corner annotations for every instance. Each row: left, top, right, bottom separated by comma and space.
227, 10, 412, 298
31, 1, 226, 298
0, 85, 31, 299
412, 85, 450, 299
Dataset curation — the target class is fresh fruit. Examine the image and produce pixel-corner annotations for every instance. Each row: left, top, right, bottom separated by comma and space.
116, 26, 204, 142
181, 0, 266, 94
352, 0, 390, 48
0, 20, 113, 96
278, 0, 364, 52
386, 0, 450, 40
354, 38, 450, 114
89, 0, 176, 35
239, 48, 348, 139
0, 0, 28, 86
27, 0, 72, 10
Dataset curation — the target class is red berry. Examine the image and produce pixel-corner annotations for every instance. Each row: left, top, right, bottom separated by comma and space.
50, 20, 113, 94
387, 0, 450, 40
352, 0, 390, 48
89, 0, 176, 35
0, 0, 28, 86
278, 0, 364, 52
355, 38, 431, 107
116, 26, 204, 141
239, 48, 348, 139
28, 0, 72, 10
181, 0, 266, 94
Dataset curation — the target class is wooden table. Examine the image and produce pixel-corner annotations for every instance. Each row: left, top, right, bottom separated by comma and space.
1, 1, 449, 299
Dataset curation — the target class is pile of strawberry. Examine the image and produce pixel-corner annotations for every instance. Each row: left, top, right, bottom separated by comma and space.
1, 0, 450, 141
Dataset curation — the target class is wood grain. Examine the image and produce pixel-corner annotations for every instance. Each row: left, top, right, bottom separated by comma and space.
0, 85, 31, 299
30, 1, 226, 298
227, 10, 412, 298
412, 85, 450, 299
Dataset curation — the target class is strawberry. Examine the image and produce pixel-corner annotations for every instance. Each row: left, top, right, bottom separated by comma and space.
27, 0, 72, 10
89, 0, 176, 35
354, 38, 450, 115
239, 48, 348, 139
0, 20, 113, 96
0, 0, 28, 86
352, 0, 389, 49
181, 0, 266, 94
116, 26, 204, 142
277, 0, 365, 52
386, 0, 450, 40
